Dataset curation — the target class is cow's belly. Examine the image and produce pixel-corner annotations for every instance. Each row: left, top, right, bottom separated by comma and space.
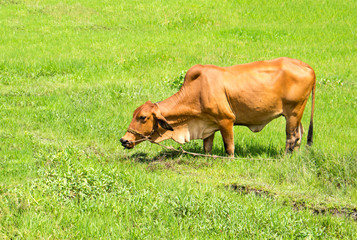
230, 90, 283, 124
235, 113, 282, 133
246, 124, 268, 132
232, 102, 283, 132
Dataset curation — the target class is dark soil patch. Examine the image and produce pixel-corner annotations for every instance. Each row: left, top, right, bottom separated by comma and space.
228, 184, 275, 197
228, 183, 357, 221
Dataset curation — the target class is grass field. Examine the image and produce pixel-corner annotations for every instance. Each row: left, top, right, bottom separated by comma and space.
1, 0, 356, 238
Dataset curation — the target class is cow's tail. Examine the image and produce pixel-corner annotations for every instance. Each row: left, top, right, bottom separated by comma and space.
307, 80, 315, 146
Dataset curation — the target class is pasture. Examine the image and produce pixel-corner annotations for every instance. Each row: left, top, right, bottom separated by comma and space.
0, 0, 356, 238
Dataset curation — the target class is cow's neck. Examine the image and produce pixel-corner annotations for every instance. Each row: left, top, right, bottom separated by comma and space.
158, 87, 198, 120
151, 88, 202, 144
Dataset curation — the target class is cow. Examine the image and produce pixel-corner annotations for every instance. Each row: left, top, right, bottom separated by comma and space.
120, 57, 315, 156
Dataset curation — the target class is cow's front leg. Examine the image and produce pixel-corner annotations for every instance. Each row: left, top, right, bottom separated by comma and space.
218, 120, 234, 156
203, 133, 215, 154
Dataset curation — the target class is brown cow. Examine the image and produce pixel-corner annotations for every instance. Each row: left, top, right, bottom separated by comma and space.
120, 57, 315, 156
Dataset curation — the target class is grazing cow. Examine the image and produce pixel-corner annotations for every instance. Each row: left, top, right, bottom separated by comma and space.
120, 57, 315, 156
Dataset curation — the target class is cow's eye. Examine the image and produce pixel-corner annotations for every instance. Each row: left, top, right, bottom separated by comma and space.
139, 116, 147, 121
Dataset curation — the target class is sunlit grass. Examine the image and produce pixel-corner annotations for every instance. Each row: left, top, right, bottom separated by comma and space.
0, 0, 356, 238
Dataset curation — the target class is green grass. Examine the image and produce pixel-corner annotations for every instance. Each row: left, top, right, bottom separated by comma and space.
1, 0, 356, 238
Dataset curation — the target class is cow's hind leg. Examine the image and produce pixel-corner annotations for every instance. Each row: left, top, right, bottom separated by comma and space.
297, 122, 304, 148
218, 120, 235, 156
203, 133, 215, 154
284, 98, 309, 154
285, 116, 304, 153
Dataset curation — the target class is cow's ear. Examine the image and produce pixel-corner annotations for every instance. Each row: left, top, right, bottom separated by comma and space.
157, 118, 174, 131
153, 106, 174, 131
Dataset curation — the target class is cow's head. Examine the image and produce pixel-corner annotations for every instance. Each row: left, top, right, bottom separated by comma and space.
120, 101, 173, 149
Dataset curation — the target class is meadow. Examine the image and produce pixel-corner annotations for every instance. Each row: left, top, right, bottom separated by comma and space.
0, 0, 356, 238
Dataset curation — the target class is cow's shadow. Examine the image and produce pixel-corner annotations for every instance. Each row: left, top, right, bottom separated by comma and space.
180, 142, 282, 158
128, 141, 282, 163
233, 142, 282, 158
129, 149, 183, 163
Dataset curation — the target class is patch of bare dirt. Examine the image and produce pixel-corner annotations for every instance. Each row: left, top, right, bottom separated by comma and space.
228, 183, 357, 221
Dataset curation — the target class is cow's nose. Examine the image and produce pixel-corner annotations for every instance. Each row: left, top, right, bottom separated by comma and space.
120, 138, 134, 149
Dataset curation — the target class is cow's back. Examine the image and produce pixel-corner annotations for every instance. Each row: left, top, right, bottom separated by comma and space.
184, 58, 315, 126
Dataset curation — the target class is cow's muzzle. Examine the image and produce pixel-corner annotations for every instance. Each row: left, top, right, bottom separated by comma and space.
120, 138, 134, 149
